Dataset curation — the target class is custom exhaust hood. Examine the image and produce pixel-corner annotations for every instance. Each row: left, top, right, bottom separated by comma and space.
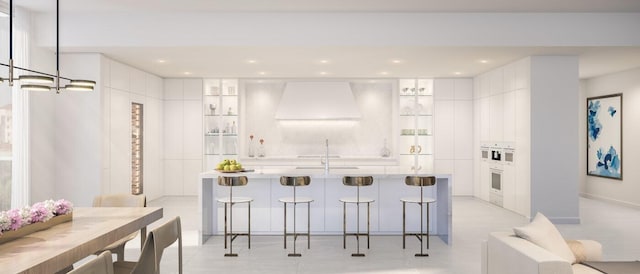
275, 82, 361, 120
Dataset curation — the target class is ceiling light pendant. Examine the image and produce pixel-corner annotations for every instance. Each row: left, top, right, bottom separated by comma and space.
70, 79, 96, 87
64, 84, 93, 91
1, 0, 95, 93
18, 75, 55, 84
21, 84, 51, 92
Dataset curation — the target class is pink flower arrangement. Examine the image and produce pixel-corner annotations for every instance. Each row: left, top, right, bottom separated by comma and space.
0, 199, 73, 235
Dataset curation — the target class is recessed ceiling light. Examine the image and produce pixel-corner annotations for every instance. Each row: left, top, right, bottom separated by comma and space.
247, 59, 257, 64
319, 72, 328, 75
319, 60, 329, 64
391, 59, 403, 64
258, 71, 266, 75
379, 71, 389, 75
157, 59, 166, 64
479, 59, 489, 64
184, 72, 192, 75
453, 72, 462, 75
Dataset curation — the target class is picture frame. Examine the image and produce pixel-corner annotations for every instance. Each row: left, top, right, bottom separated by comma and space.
587, 93, 622, 180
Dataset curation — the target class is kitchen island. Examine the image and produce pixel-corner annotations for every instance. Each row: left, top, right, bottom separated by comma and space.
198, 167, 451, 245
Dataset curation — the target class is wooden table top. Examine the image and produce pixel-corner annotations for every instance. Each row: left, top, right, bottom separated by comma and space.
0, 207, 163, 274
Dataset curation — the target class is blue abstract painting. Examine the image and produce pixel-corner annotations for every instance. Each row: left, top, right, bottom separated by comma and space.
587, 94, 622, 180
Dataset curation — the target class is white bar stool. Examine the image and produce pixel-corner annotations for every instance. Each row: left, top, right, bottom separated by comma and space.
217, 176, 252, 257
279, 176, 314, 257
339, 176, 374, 257
401, 176, 436, 257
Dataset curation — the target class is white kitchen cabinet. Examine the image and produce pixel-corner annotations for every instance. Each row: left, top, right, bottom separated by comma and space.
502, 163, 516, 211
489, 94, 504, 142
203, 79, 239, 171
399, 79, 434, 173
130, 68, 146, 95
479, 97, 491, 142
479, 160, 491, 201
503, 91, 516, 143
490, 67, 504, 95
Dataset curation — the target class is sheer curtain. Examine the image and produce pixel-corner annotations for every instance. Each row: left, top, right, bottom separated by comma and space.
10, 7, 31, 208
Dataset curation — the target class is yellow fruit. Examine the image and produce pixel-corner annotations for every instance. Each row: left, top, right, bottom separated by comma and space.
224, 165, 231, 171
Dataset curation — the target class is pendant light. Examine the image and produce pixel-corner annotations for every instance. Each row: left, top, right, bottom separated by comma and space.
1, 0, 95, 93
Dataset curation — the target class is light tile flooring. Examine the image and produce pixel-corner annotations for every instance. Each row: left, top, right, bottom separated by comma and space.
110, 196, 640, 274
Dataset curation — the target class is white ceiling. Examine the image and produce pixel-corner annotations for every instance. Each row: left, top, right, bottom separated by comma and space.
15, 0, 640, 13
10, 0, 640, 79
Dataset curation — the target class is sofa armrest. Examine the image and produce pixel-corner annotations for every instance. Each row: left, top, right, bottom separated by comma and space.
488, 232, 573, 274
567, 240, 602, 262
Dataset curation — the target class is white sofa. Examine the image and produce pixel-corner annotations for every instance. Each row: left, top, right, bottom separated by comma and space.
482, 232, 604, 274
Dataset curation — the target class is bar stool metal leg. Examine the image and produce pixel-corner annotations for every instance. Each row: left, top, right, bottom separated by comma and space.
343, 202, 346, 249
307, 201, 311, 249
352, 185, 365, 257
225, 185, 238, 257
283, 202, 287, 249
367, 202, 370, 249
416, 184, 428, 257
224, 203, 228, 249
402, 201, 406, 249
288, 184, 301, 257
248, 202, 251, 249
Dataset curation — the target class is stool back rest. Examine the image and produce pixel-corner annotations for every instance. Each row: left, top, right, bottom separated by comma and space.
93, 193, 146, 207
405, 176, 436, 187
280, 176, 311, 187
343, 176, 374, 187
218, 176, 248, 187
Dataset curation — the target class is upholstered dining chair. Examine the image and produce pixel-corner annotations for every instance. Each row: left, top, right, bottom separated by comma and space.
93, 194, 147, 262
113, 217, 183, 274
68, 251, 114, 274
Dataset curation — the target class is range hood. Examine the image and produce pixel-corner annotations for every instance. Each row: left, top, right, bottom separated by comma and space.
275, 82, 361, 120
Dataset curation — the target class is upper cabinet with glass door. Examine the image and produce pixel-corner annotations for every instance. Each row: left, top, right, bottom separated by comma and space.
398, 79, 434, 173
203, 79, 239, 170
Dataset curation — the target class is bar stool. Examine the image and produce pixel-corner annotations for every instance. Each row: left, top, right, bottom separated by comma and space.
339, 176, 374, 257
278, 176, 313, 257
401, 176, 436, 257
217, 176, 252, 257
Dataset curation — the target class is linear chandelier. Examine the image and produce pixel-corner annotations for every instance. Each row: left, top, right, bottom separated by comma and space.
0, 0, 96, 93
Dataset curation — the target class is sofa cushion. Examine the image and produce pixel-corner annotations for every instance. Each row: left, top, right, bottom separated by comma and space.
513, 212, 576, 264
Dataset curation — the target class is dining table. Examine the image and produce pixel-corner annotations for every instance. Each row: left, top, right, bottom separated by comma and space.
0, 206, 163, 274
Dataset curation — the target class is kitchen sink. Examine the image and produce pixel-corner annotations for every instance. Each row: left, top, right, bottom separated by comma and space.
295, 166, 359, 170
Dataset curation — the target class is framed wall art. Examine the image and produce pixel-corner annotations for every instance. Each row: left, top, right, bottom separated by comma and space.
587, 93, 622, 180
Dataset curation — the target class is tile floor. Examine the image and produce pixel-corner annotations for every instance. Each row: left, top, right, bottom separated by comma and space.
111, 196, 640, 274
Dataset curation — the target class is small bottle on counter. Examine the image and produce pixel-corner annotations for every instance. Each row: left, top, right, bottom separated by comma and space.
257, 138, 266, 157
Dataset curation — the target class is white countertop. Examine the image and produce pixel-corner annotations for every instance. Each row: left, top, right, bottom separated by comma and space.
200, 166, 450, 180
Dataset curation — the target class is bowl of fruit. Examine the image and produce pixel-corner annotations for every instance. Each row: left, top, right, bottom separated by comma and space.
215, 159, 244, 173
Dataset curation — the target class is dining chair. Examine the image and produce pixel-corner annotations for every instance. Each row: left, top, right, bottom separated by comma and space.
113, 216, 183, 274
68, 251, 114, 274
93, 194, 147, 262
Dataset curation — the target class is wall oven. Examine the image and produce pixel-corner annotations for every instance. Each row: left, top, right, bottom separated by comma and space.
503, 148, 514, 165
489, 168, 503, 207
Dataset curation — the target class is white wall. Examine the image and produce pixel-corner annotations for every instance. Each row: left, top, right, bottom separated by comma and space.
102, 57, 165, 201
163, 79, 203, 196
580, 67, 640, 206
434, 79, 474, 195
530, 56, 580, 223
53, 54, 103, 206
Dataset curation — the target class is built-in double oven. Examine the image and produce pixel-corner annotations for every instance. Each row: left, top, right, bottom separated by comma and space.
483, 143, 515, 207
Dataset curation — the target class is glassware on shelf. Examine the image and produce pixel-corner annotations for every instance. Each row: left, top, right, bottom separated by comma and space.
209, 104, 216, 115
248, 134, 255, 157
207, 141, 216, 154
380, 138, 391, 157
231, 121, 237, 134
257, 138, 266, 157
227, 107, 233, 115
